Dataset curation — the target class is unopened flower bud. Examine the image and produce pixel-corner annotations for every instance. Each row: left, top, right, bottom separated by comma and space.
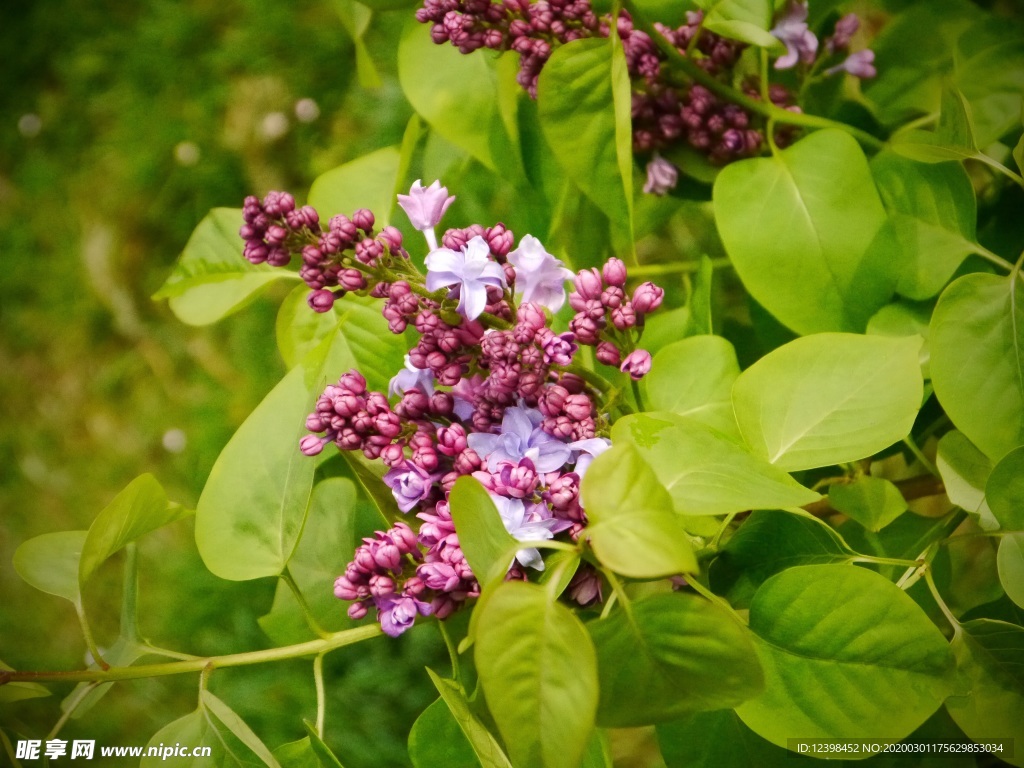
308, 289, 336, 313
603, 258, 627, 287
632, 282, 664, 314
620, 349, 653, 380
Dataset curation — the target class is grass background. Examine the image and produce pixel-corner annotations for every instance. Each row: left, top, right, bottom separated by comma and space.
0, 1, 445, 764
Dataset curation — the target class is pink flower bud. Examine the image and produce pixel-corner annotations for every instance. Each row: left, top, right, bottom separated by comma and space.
632, 282, 664, 314
353, 209, 375, 233
307, 289, 335, 313
573, 268, 603, 300
602, 258, 627, 286
595, 341, 622, 366
397, 179, 456, 231
620, 349, 653, 380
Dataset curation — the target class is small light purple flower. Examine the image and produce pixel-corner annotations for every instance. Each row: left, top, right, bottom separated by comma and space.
425, 236, 507, 320
568, 437, 612, 480
467, 404, 572, 473
507, 235, 574, 312
374, 593, 433, 637
825, 49, 877, 79
643, 155, 679, 196
388, 355, 435, 397
489, 495, 569, 571
397, 179, 455, 232
383, 462, 439, 513
771, 1, 818, 70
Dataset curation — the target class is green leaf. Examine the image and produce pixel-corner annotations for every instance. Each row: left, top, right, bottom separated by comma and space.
581, 445, 697, 579
0, 660, 49, 704
276, 284, 345, 370
426, 670, 513, 768
141, 696, 281, 768
731, 333, 924, 471
612, 413, 820, 516
645, 335, 740, 438
397, 18, 514, 176
79, 474, 187, 586
709, 510, 855, 605
987, 446, 1024, 531
945, 620, 1024, 768
537, 38, 634, 250
307, 146, 401, 227
714, 130, 891, 334
331, 0, 380, 89
866, 301, 932, 379
736, 564, 955, 746
588, 592, 763, 726
195, 362, 317, 581
197, 294, 406, 580
699, 0, 780, 48
828, 477, 908, 533
475, 581, 598, 768
202, 691, 281, 767
1015, 129, 1024, 176
657, 710, 795, 768
449, 476, 519, 584
408, 698, 480, 768
955, 22, 1024, 148
13, 530, 87, 603
258, 478, 362, 644
997, 534, 1024, 609
302, 722, 347, 768
936, 430, 998, 530
681, 256, 714, 338
931, 272, 1024, 462
273, 737, 320, 768
870, 151, 979, 301
863, 1, 981, 128
153, 208, 298, 326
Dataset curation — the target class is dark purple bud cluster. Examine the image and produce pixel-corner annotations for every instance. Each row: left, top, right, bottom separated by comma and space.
241, 191, 409, 314
567, 257, 660, 380
414, 0, 796, 167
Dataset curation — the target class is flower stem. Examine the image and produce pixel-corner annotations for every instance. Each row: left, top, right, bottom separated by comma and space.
630, 378, 646, 411
0, 625, 382, 685
313, 653, 326, 739
74, 601, 107, 671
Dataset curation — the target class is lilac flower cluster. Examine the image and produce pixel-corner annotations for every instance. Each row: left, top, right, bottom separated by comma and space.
240, 179, 663, 636
567, 257, 660, 380
416, 0, 877, 195
241, 191, 409, 314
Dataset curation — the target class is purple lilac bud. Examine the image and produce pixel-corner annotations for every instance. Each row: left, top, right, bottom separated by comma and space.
620, 349, 653, 380
540, 331, 578, 367
595, 341, 622, 366
632, 282, 664, 314
642, 155, 679, 196
308, 289, 336, 313
826, 13, 859, 54
573, 268, 603, 300
602, 258, 627, 287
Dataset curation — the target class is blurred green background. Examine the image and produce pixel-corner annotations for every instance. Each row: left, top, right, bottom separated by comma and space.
0, 1, 447, 764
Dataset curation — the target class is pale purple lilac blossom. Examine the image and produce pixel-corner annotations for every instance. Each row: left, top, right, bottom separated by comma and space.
425, 236, 507, 320
490, 494, 570, 571
384, 462, 439, 513
771, 1, 818, 69
507, 235, 574, 312
826, 49, 876, 79
467, 404, 572, 473
374, 593, 433, 637
397, 179, 455, 251
568, 437, 612, 480
389, 355, 435, 397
